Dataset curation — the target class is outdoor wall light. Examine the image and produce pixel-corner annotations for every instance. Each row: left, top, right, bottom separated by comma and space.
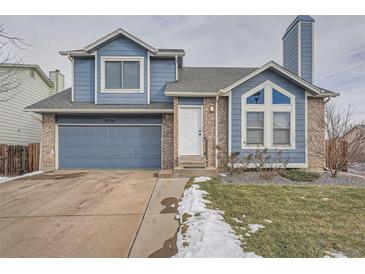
209, 105, 215, 113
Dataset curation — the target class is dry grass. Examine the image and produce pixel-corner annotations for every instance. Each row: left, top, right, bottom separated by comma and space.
195, 178, 365, 257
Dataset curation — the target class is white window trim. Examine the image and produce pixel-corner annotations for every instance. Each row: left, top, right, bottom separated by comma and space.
241, 80, 296, 150
100, 56, 144, 93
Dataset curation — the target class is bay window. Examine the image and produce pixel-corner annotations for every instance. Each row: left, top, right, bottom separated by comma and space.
241, 81, 295, 149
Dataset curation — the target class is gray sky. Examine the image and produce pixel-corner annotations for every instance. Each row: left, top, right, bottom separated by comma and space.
1, 15, 364, 122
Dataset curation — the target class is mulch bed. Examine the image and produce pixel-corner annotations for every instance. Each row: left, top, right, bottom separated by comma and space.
219, 171, 365, 187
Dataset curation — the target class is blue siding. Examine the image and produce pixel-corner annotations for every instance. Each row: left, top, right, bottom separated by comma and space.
283, 19, 314, 83
96, 36, 148, 104
178, 97, 203, 105
74, 58, 95, 102
59, 125, 161, 169
301, 22, 313, 83
150, 59, 175, 103
283, 24, 298, 75
57, 114, 162, 124
231, 70, 306, 164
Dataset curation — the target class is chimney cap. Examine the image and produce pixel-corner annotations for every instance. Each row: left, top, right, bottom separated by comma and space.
282, 15, 315, 40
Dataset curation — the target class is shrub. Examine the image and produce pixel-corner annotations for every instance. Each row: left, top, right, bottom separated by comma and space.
279, 169, 320, 182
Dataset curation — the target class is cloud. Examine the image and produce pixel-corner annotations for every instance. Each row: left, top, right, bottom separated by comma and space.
1, 15, 363, 122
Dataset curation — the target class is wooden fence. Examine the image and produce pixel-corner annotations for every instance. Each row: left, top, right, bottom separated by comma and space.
0, 143, 40, 176
325, 140, 348, 171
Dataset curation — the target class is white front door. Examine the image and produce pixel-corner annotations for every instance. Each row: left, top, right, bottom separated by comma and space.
178, 106, 202, 155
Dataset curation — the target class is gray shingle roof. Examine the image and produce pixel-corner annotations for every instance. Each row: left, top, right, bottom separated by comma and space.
25, 88, 173, 112
165, 67, 258, 93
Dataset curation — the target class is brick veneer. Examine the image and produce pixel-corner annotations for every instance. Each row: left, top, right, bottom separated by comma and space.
217, 97, 229, 167
307, 97, 325, 169
173, 97, 179, 166
162, 113, 174, 169
202, 97, 217, 167
41, 113, 56, 171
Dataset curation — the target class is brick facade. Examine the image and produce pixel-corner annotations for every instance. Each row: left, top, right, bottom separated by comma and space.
173, 97, 179, 166
162, 113, 174, 169
203, 97, 217, 167
217, 97, 229, 167
41, 113, 56, 172
307, 97, 325, 169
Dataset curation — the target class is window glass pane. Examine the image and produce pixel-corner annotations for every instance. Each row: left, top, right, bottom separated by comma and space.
273, 89, 290, 104
273, 112, 290, 128
247, 112, 264, 128
105, 61, 122, 89
246, 89, 264, 104
273, 112, 290, 145
123, 61, 140, 89
247, 129, 264, 145
274, 129, 290, 145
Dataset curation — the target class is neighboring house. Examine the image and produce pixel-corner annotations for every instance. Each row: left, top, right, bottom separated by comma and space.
26, 16, 338, 175
0, 64, 64, 145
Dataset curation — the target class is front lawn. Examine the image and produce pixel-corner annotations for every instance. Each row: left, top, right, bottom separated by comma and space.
195, 178, 365, 257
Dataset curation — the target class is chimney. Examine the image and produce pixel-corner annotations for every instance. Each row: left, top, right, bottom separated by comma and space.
282, 15, 315, 83
49, 69, 65, 93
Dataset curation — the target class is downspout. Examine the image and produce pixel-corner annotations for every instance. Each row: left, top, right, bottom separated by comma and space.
215, 95, 219, 168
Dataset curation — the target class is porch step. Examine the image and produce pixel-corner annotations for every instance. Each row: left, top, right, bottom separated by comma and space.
158, 169, 174, 178
173, 167, 218, 178
178, 155, 206, 168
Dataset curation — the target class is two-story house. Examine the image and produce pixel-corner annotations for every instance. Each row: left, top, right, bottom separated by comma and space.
0, 64, 64, 145
26, 16, 338, 176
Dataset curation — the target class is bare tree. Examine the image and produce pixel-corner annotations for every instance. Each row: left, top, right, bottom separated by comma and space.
0, 22, 30, 102
309, 102, 365, 177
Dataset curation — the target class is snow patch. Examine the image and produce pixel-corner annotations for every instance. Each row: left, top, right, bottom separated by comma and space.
324, 251, 348, 258
321, 198, 329, 201
248, 224, 265, 233
193, 176, 212, 183
219, 173, 227, 177
174, 184, 261, 258
231, 217, 244, 223
0, 171, 43, 184
264, 219, 272, 224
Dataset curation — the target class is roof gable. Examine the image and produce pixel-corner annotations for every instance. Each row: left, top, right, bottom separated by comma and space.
84, 28, 157, 54
220, 61, 338, 97
0, 64, 53, 87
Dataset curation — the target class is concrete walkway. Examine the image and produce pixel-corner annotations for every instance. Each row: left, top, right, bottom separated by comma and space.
129, 177, 188, 258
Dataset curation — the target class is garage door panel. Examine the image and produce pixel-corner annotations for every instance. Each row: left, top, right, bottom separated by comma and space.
59, 126, 161, 169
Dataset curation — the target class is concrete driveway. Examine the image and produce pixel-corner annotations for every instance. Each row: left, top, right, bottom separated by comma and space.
0, 170, 157, 257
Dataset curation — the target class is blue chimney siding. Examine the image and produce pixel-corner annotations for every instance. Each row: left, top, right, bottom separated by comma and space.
283, 24, 299, 76
301, 22, 313, 83
283, 16, 314, 83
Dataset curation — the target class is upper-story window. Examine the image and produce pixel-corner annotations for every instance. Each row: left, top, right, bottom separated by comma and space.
241, 80, 296, 149
101, 56, 144, 93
